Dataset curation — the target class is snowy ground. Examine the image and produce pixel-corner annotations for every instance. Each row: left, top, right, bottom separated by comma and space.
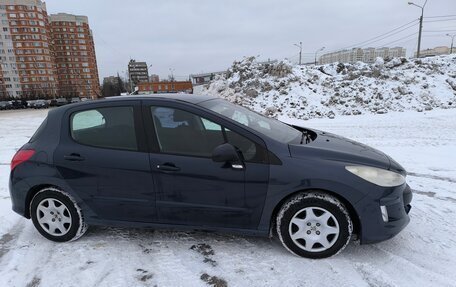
0, 108, 455, 287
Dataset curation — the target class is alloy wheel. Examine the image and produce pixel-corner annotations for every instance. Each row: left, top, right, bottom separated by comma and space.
36, 198, 72, 236
288, 207, 340, 252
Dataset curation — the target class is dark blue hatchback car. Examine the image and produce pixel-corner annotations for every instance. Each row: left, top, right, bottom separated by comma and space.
9, 94, 412, 258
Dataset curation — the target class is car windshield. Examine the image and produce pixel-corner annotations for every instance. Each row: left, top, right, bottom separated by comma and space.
200, 99, 302, 143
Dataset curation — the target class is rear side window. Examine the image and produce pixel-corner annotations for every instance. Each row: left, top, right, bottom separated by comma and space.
71, 106, 137, 151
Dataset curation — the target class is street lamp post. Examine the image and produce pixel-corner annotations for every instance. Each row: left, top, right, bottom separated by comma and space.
294, 42, 303, 65
447, 33, 455, 54
148, 64, 153, 81
314, 47, 325, 65
169, 68, 175, 82
127, 65, 134, 94
408, 0, 428, 58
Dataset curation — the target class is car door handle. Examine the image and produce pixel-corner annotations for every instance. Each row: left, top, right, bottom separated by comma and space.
64, 154, 85, 161
156, 163, 180, 172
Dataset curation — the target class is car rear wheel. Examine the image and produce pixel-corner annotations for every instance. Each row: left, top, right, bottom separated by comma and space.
276, 191, 353, 259
30, 187, 88, 242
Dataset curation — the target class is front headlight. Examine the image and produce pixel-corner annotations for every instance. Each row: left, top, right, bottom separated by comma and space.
345, 166, 405, 187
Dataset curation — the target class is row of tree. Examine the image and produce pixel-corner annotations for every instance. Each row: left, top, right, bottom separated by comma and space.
101, 75, 127, 97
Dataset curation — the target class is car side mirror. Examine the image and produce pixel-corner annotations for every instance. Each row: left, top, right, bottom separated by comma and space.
212, 143, 244, 169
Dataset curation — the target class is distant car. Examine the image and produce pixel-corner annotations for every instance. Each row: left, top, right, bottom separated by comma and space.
32, 100, 49, 109
71, 97, 81, 103
9, 94, 412, 258
0, 101, 12, 110
27, 100, 37, 107
10, 100, 27, 109
55, 98, 68, 107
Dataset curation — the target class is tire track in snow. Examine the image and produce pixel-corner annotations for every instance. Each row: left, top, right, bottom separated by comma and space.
368, 244, 454, 286
353, 262, 398, 287
0, 222, 53, 287
0, 220, 24, 261
408, 172, 456, 184
413, 189, 456, 203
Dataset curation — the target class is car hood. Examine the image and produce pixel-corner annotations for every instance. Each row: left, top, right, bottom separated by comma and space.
289, 129, 404, 172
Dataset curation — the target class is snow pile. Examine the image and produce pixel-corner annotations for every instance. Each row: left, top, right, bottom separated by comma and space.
203, 55, 456, 119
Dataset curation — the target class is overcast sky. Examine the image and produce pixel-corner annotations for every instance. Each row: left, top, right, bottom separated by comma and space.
44, 0, 455, 82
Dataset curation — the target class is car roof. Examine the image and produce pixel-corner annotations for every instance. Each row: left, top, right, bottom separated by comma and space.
103, 93, 217, 104
48, 94, 220, 119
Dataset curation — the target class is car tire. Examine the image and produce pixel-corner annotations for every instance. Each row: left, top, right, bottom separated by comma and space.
30, 187, 88, 242
276, 191, 353, 259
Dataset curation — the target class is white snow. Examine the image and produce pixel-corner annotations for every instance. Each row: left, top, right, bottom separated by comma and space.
203, 55, 456, 120
1, 108, 456, 287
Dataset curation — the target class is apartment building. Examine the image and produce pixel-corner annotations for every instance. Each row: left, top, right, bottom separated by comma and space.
128, 59, 149, 85
414, 46, 450, 57
50, 13, 99, 99
0, 0, 58, 99
0, 0, 99, 99
319, 47, 406, 65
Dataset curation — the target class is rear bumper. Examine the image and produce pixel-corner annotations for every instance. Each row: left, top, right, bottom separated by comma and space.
9, 173, 32, 218
356, 184, 412, 244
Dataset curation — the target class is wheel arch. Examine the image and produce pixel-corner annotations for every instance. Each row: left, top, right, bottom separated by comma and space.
24, 184, 63, 218
269, 188, 361, 238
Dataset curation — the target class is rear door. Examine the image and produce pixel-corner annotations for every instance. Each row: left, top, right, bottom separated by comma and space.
53, 101, 157, 223
143, 100, 270, 229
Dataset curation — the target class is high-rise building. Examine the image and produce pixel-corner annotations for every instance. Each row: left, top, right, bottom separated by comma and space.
319, 47, 406, 65
0, 0, 99, 99
50, 13, 100, 99
128, 59, 149, 85
0, 0, 58, 99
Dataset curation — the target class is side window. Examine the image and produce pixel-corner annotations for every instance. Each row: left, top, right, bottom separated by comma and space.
201, 118, 222, 131
150, 106, 269, 163
71, 106, 137, 151
151, 107, 224, 157
72, 110, 105, 130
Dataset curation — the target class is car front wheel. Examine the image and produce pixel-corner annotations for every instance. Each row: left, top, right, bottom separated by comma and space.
276, 191, 353, 259
30, 187, 88, 242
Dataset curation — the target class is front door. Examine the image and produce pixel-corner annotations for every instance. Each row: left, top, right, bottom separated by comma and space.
144, 102, 270, 229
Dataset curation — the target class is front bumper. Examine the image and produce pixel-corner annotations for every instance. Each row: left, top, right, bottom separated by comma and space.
355, 184, 412, 244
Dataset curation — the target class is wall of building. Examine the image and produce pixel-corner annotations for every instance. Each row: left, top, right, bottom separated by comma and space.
128, 60, 148, 85
319, 47, 407, 65
137, 81, 193, 94
414, 46, 450, 57
0, 0, 58, 99
50, 13, 100, 99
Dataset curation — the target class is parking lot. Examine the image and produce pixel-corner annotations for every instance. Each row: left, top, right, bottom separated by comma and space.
0, 108, 455, 287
